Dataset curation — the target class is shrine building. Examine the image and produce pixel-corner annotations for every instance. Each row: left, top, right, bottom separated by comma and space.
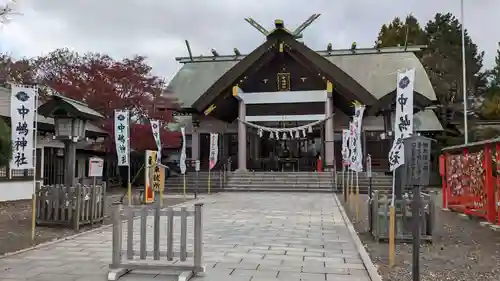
167, 18, 443, 172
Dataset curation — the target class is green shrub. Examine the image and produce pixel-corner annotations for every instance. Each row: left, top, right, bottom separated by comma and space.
0, 118, 12, 167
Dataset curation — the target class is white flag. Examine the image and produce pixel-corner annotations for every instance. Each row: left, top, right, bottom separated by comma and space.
180, 127, 186, 174
150, 120, 161, 164
348, 121, 356, 171
341, 129, 350, 167
353, 104, 365, 172
388, 68, 415, 171
114, 110, 130, 166
209, 133, 219, 170
10, 85, 37, 169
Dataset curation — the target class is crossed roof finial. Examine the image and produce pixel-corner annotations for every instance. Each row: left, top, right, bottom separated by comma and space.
244, 14, 321, 39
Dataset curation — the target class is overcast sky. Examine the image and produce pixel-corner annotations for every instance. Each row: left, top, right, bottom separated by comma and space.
0, 0, 498, 82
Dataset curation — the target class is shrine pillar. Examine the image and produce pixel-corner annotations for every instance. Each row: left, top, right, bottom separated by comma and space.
324, 81, 335, 170
233, 86, 247, 171
191, 118, 200, 163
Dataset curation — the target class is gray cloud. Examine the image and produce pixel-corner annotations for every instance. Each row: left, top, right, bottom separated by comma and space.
1, 0, 498, 81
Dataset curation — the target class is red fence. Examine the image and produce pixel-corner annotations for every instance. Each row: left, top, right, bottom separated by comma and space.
440, 138, 500, 224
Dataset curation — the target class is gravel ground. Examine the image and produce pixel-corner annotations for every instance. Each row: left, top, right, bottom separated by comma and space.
341, 191, 500, 281
0, 188, 193, 255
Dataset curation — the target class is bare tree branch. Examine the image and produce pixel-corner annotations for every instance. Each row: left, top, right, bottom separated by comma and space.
0, 0, 20, 24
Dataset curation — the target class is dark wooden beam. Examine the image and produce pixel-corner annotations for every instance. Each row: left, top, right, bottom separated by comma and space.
283, 36, 378, 106
366, 90, 435, 116
192, 39, 277, 112
286, 48, 356, 116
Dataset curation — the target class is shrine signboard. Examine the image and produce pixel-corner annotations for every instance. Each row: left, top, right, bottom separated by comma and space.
403, 135, 433, 187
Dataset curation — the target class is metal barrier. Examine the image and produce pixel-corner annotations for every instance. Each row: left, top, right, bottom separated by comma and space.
108, 203, 205, 281
370, 190, 436, 242
36, 182, 106, 231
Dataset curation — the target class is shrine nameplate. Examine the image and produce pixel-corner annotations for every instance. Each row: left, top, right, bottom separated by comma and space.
276, 72, 291, 91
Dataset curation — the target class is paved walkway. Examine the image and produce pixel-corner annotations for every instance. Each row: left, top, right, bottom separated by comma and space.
0, 193, 374, 281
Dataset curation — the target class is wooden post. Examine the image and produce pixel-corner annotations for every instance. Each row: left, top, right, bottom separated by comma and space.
440, 154, 448, 210
496, 143, 500, 226
484, 144, 495, 223
73, 184, 82, 231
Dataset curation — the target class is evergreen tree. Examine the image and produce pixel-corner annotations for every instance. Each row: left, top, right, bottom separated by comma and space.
0, 118, 12, 167
480, 43, 500, 119
489, 42, 500, 91
375, 15, 427, 48
376, 13, 487, 106
422, 13, 487, 105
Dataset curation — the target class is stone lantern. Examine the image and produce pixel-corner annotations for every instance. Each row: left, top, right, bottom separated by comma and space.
38, 94, 104, 186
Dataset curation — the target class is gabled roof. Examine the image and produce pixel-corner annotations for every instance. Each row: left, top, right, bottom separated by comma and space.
169, 44, 435, 111
38, 94, 104, 121
0, 87, 106, 135
191, 38, 277, 111
189, 29, 382, 113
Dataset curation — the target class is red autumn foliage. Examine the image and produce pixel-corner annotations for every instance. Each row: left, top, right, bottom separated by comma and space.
34, 49, 181, 151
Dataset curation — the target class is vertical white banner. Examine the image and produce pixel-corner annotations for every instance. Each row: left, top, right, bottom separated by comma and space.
348, 121, 356, 171
10, 85, 37, 169
114, 110, 130, 166
150, 120, 162, 164
180, 127, 186, 174
341, 129, 350, 167
388, 68, 415, 171
354, 105, 365, 172
209, 133, 219, 170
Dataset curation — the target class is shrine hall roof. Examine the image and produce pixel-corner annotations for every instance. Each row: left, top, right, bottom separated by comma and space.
168, 46, 436, 109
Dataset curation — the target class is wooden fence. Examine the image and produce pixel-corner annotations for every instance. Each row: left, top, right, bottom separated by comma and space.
370, 190, 436, 242
35, 183, 107, 231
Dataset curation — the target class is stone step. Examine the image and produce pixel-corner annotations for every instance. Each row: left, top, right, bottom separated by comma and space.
228, 183, 334, 187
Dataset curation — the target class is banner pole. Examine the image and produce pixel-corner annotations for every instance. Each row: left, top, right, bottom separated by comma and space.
127, 112, 132, 205
389, 171, 396, 267
347, 169, 351, 206
208, 169, 211, 195
350, 169, 354, 208
355, 171, 360, 220
127, 164, 132, 205
343, 165, 346, 201
183, 173, 186, 197
31, 85, 39, 242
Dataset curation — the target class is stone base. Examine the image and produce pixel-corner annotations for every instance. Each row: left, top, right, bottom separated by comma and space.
479, 221, 491, 227
489, 224, 500, 232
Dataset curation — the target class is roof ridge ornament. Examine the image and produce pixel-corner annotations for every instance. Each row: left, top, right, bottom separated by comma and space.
243, 14, 321, 39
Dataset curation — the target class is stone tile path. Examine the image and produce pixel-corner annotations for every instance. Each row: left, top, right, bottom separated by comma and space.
0, 193, 372, 281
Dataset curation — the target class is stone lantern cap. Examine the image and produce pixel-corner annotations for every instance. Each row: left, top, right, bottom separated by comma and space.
37, 94, 104, 121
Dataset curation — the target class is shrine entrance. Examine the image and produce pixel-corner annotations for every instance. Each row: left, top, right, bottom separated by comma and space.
256, 137, 318, 172
243, 117, 326, 172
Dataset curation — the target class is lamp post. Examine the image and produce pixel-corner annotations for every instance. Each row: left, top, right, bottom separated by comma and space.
461, 0, 468, 144
53, 117, 87, 186
38, 94, 104, 187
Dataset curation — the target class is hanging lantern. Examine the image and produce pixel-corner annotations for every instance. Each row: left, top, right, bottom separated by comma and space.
258, 129, 263, 138
269, 131, 274, 139
295, 130, 300, 139
275, 131, 279, 139
282, 131, 287, 140
308, 126, 313, 134
302, 129, 307, 138
289, 131, 294, 139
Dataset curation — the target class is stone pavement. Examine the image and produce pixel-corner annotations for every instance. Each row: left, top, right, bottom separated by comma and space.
0, 193, 374, 281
